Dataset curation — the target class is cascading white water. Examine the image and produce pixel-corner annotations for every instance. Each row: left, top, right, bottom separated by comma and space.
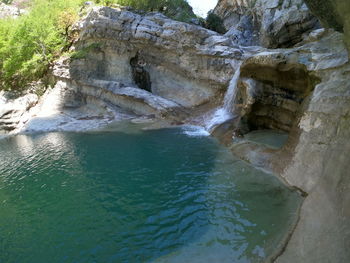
205, 62, 242, 131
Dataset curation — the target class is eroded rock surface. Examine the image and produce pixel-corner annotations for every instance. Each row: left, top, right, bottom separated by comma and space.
0, 92, 38, 132
214, 0, 320, 48
68, 7, 244, 107
230, 30, 350, 262
24, 6, 245, 132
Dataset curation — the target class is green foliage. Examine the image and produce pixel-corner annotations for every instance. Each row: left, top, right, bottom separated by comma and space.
205, 12, 226, 34
0, 0, 84, 91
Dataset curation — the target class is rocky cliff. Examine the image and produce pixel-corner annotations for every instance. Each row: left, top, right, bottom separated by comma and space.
238, 31, 350, 262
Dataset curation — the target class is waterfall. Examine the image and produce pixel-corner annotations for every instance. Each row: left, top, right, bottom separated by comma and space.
205, 62, 242, 131
223, 63, 242, 112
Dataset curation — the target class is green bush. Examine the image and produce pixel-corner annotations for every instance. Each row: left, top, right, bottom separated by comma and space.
205, 12, 226, 34
0, 0, 84, 91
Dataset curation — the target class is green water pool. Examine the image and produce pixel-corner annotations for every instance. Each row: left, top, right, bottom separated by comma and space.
243, 130, 289, 149
0, 127, 301, 262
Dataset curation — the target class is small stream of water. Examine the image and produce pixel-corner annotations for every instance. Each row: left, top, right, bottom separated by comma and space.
205, 62, 242, 132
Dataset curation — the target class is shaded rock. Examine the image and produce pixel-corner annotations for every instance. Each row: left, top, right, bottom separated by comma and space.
233, 31, 348, 135
303, 0, 350, 51
210, 116, 241, 145
71, 78, 186, 119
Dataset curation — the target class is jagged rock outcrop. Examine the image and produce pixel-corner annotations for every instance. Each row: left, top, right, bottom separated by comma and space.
214, 0, 320, 48
235, 29, 346, 132
1, 6, 245, 134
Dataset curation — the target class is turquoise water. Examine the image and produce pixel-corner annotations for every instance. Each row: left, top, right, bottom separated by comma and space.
243, 130, 289, 149
0, 128, 300, 263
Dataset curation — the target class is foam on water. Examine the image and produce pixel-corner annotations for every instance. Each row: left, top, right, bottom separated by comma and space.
182, 125, 210, 137
205, 108, 232, 131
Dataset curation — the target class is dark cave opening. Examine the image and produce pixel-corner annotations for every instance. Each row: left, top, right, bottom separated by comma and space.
130, 53, 152, 92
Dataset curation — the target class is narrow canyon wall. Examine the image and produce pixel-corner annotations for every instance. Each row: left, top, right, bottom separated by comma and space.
212, 1, 350, 261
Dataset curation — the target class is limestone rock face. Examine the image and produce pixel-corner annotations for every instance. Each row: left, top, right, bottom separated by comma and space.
37, 6, 247, 133
214, 0, 320, 48
274, 47, 350, 263
230, 30, 350, 262
68, 7, 243, 108
235, 30, 347, 132
2, 7, 245, 133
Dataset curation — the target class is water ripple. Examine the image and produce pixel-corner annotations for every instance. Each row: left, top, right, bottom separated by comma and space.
0, 130, 301, 263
